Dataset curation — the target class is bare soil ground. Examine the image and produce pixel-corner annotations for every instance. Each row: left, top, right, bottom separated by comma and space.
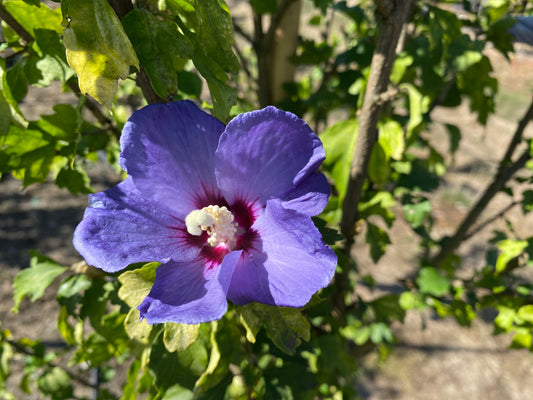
2, 19, 533, 400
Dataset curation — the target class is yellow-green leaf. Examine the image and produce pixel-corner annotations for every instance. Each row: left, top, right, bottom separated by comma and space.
163, 322, 200, 352
125, 308, 152, 344
61, 0, 139, 107
117, 262, 158, 308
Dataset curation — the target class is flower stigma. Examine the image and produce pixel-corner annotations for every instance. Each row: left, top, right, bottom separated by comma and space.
185, 205, 238, 249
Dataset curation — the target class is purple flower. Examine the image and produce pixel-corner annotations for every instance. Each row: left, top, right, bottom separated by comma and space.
73, 101, 337, 324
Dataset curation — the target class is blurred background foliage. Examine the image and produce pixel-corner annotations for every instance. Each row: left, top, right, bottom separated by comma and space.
1, 0, 533, 399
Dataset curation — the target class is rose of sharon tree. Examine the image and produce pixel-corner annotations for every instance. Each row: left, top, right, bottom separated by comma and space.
2, 1, 533, 399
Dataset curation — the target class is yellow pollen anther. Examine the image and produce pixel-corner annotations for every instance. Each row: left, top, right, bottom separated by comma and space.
185, 205, 238, 248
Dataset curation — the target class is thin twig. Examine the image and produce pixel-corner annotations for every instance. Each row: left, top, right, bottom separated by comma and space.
6, 339, 109, 392
465, 199, 521, 240
431, 96, 533, 266
232, 18, 254, 44
66, 81, 121, 139
0, 3, 33, 43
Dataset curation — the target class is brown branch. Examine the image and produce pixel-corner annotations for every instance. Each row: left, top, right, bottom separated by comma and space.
339, 0, 414, 252
465, 199, 520, 241
0, 3, 34, 43
264, 0, 299, 46
252, 0, 299, 107
66, 81, 121, 139
431, 97, 533, 267
333, 0, 414, 316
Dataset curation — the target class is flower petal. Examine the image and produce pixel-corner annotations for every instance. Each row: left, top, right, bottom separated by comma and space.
216, 107, 326, 207
138, 250, 242, 324
120, 100, 225, 217
226, 199, 337, 307
280, 171, 330, 216
73, 178, 196, 273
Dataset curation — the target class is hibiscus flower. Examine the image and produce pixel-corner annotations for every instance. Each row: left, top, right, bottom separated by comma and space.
73, 101, 337, 324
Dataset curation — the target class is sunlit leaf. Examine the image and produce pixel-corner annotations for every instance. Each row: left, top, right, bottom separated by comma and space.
163, 323, 200, 352
118, 262, 158, 308
36, 367, 73, 400
495, 239, 527, 273
416, 267, 450, 297
12, 251, 67, 313
61, 0, 139, 107
125, 308, 152, 344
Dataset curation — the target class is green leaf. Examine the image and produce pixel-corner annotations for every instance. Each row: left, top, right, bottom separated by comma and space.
23, 0, 41, 6
378, 120, 405, 161
399, 291, 426, 311
162, 384, 194, 400
122, 9, 192, 100
457, 56, 497, 125
404, 200, 432, 229
37, 367, 73, 400
5, 61, 28, 103
358, 191, 396, 227
177, 70, 203, 98
517, 305, 533, 323
195, 0, 239, 75
495, 306, 516, 331
150, 326, 209, 390
4, 1, 63, 36
495, 239, 528, 273
12, 251, 67, 313
511, 328, 532, 350
35, 104, 78, 141
26, 29, 74, 87
238, 303, 310, 355
521, 190, 533, 214
416, 267, 450, 297
321, 118, 358, 202
118, 262, 158, 308
163, 323, 200, 352
368, 142, 389, 185
124, 308, 152, 344
365, 222, 391, 263
0, 91, 13, 136
0, 60, 27, 132
369, 322, 393, 344
400, 83, 430, 140
193, 320, 240, 397
57, 306, 76, 345
61, 0, 139, 107
191, 50, 236, 122
55, 163, 93, 195
250, 0, 277, 14
445, 124, 461, 156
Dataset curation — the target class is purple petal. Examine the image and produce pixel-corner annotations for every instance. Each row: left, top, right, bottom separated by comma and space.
120, 100, 225, 217
226, 199, 337, 307
138, 250, 242, 324
73, 178, 196, 273
280, 171, 330, 216
215, 107, 326, 207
